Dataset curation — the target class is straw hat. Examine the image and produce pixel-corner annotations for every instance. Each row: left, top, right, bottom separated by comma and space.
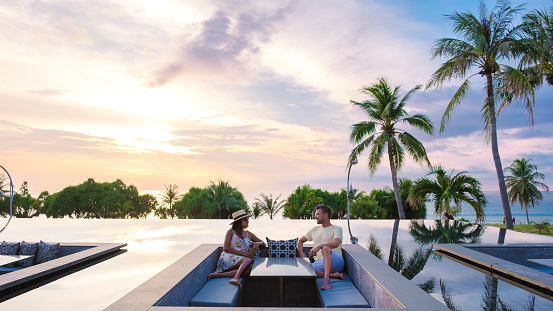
230, 209, 251, 224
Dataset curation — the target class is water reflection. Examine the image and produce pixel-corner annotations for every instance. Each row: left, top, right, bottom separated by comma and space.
1, 219, 553, 310
409, 220, 484, 244
364, 220, 547, 310
369, 220, 432, 281
439, 276, 536, 311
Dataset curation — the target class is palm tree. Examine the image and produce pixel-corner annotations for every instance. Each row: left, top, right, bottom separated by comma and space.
208, 179, 241, 219
426, 0, 536, 230
349, 77, 434, 219
520, 7, 553, 86
255, 193, 285, 220
411, 165, 487, 222
398, 178, 427, 219
504, 158, 549, 224
160, 184, 182, 217
250, 202, 265, 219
531, 219, 550, 234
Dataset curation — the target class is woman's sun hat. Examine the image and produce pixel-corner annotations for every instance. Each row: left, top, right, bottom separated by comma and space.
230, 209, 251, 224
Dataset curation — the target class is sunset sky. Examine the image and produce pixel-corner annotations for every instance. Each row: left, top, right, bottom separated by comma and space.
1, 0, 552, 204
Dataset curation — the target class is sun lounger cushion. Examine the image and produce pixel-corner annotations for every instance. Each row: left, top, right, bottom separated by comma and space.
36, 241, 60, 264
1, 241, 20, 268
17, 241, 38, 267
316, 274, 370, 308
189, 277, 243, 307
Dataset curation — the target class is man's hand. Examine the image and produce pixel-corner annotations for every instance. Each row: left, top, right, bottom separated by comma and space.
309, 245, 320, 258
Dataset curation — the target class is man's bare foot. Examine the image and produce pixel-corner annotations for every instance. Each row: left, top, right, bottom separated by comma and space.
229, 278, 242, 287
330, 272, 345, 280
321, 282, 331, 290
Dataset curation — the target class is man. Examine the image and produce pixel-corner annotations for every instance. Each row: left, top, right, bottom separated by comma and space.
297, 204, 345, 290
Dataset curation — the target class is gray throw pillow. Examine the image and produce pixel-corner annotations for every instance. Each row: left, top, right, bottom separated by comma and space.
1, 241, 20, 268
266, 237, 298, 258
17, 241, 38, 267
35, 241, 60, 264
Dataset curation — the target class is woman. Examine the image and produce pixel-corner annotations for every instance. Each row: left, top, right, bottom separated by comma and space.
208, 209, 265, 287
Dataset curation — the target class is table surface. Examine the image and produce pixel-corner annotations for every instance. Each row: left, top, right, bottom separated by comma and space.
250, 257, 316, 278
0, 254, 31, 266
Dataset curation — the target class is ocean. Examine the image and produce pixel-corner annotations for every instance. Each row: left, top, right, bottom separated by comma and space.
425, 191, 553, 224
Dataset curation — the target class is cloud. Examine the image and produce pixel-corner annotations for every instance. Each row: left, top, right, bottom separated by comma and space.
1, 0, 553, 202
147, 5, 291, 87
26, 89, 68, 96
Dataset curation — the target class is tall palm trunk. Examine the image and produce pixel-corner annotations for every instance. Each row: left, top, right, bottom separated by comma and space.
388, 219, 400, 266
525, 203, 530, 225
486, 73, 514, 230
388, 142, 405, 219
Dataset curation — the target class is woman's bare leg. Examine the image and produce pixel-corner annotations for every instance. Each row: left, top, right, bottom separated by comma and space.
208, 270, 238, 280
229, 258, 253, 287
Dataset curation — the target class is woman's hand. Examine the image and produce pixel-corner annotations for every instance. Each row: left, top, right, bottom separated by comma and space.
246, 248, 256, 258
246, 242, 260, 258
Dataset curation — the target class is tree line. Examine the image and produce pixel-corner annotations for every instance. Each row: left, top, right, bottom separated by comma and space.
0, 156, 547, 223
0, 178, 157, 219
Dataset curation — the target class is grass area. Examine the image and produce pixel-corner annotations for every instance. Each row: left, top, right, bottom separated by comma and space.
487, 224, 553, 236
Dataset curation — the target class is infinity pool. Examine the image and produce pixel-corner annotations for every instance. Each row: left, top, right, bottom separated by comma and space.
0, 218, 552, 310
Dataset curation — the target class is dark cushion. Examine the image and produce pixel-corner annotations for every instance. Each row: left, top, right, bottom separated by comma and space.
35, 241, 60, 264
17, 241, 38, 267
0, 241, 20, 268
316, 274, 370, 308
266, 237, 298, 258
189, 277, 243, 307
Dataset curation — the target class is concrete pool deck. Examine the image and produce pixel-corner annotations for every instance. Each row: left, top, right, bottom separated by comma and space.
434, 243, 553, 300
105, 243, 448, 310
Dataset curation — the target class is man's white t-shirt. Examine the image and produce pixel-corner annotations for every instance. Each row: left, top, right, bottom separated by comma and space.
304, 224, 343, 260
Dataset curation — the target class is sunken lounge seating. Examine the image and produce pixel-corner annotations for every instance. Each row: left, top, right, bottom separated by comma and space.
176, 240, 370, 308
0, 241, 63, 274
189, 277, 244, 307
106, 243, 449, 310
316, 274, 370, 308
0, 241, 127, 301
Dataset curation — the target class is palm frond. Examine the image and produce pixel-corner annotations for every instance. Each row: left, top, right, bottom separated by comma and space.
350, 122, 378, 143
402, 114, 434, 135
496, 65, 535, 125
440, 77, 473, 132
398, 132, 431, 166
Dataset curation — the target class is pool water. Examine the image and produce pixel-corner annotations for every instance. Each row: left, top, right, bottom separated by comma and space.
0, 218, 552, 310
532, 266, 553, 274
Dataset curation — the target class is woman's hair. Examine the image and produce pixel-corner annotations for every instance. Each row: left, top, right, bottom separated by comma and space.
231, 219, 245, 239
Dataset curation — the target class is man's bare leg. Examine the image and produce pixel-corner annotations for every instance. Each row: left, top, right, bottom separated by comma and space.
314, 271, 345, 280
320, 246, 333, 290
